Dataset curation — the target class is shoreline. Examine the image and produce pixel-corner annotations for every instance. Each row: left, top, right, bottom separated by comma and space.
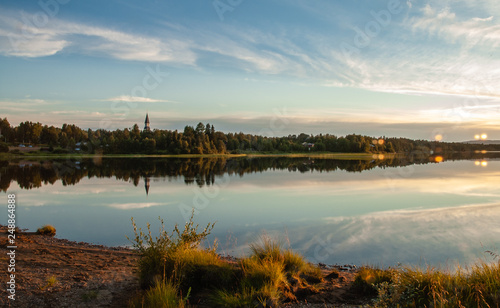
0, 226, 371, 307
1, 152, 396, 160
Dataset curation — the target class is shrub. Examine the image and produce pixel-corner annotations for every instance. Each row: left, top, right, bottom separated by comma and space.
37, 225, 56, 237
128, 212, 216, 289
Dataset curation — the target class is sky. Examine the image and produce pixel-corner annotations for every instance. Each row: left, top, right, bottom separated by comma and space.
0, 0, 499, 141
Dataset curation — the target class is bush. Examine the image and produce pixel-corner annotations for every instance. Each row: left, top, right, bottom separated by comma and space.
51, 148, 69, 154
128, 212, 216, 289
37, 225, 56, 236
0, 142, 9, 153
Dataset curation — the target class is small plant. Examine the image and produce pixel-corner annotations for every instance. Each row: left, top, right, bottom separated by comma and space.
37, 225, 56, 237
82, 290, 98, 302
40, 275, 58, 290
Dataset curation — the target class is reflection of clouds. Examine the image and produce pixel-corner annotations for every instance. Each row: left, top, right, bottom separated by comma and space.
51, 188, 127, 195
108, 202, 171, 210
305, 203, 500, 266
222, 168, 500, 199
228, 203, 500, 267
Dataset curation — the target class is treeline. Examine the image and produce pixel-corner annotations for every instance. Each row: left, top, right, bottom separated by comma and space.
0, 118, 498, 154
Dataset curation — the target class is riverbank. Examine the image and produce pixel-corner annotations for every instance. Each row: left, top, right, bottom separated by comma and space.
0, 226, 372, 307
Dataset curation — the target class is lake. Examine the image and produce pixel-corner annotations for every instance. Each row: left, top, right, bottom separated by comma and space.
1, 153, 499, 269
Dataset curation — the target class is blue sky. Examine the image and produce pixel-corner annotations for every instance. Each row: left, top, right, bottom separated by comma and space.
0, 0, 499, 141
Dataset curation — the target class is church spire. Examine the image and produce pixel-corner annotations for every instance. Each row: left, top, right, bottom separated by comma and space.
144, 113, 151, 131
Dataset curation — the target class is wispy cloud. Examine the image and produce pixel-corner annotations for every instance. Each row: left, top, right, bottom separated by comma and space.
0, 10, 196, 64
1, 2, 499, 106
102, 95, 177, 103
411, 5, 500, 48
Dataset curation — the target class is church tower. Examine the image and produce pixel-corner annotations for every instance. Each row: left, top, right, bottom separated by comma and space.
144, 113, 151, 131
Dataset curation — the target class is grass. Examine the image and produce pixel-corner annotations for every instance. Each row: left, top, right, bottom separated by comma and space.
129, 280, 187, 308
81, 290, 99, 302
129, 215, 323, 307
36, 225, 56, 236
129, 215, 500, 307
355, 260, 500, 308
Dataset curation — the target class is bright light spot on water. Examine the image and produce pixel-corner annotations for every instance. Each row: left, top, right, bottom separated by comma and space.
481, 150, 487, 154
434, 156, 443, 163
378, 139, 384, 145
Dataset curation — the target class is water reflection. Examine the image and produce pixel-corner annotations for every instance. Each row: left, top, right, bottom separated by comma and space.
1, 151, 496, 193
1, 154, 499, 268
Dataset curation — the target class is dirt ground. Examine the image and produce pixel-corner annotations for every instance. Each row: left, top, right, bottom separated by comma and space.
0, 227, 140, 308
1, 227, 373, 307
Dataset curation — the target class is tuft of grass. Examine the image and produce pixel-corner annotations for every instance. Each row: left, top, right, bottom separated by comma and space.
168, 245, 236, 294
40, 275, 58, 290
82, 290, 99, 302
37, 225, 56, 237
129, 280, 187, 308
353, 266, 394, 296
249, 235, 323, 282
210, 235, 323, 307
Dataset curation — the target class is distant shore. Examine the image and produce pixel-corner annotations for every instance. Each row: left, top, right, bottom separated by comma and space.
1, 151, 397, 160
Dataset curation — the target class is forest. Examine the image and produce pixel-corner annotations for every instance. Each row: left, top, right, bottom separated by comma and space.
0, 117, 498, 155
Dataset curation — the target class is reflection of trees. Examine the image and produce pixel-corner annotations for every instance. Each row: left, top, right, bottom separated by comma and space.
1, 152, 498, 191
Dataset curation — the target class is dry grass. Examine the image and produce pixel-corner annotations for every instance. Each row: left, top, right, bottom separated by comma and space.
356, 260, 500, 308
36, 225, 56, 237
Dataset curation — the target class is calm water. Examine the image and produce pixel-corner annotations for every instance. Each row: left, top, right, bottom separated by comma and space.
1, 154, 499, 268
